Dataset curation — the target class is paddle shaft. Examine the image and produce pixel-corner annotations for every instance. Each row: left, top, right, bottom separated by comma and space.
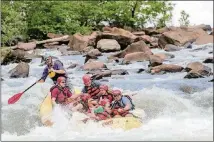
22, 78, 42, 93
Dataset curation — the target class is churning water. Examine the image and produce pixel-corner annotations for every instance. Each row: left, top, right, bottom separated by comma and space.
1, 44, 213, 141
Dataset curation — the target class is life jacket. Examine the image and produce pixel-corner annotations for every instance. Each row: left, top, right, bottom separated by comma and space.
99, 92, 113, 103
111, 95, 135, 110
49, 60, 67, 84
50, 85, 69, 104
83, 81, 100, 99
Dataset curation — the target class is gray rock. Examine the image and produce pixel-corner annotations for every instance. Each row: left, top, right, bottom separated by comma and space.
9, 62, 29, 78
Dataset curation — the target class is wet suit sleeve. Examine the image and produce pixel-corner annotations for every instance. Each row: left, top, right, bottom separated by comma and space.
41, 67, 48, 81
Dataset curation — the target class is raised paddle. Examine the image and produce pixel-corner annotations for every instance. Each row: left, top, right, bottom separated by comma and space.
8, 78, 42, 104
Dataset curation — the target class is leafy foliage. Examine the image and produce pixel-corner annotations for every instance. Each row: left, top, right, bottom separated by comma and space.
1, 1, 174, 46
1, 1, 28, 46
179, 10, 190, 26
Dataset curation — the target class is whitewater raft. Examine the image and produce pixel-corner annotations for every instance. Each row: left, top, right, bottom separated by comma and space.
39, 88, 143, 130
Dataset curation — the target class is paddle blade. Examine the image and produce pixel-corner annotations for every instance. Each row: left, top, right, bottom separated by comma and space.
8, 93, 23, 104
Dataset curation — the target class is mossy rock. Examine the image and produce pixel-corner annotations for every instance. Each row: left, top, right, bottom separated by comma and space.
1, 48, 31, 65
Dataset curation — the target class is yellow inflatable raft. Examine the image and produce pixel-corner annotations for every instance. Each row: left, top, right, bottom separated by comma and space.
39, 88, 142, 130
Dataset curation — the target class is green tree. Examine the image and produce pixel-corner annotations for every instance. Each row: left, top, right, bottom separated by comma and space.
1, 1, 28, 46
179, 10, 190, 26
101, 1, 174, 29
1, 1, 175, 46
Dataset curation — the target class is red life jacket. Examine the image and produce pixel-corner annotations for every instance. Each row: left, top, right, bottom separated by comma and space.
99, 91, 113, 103
84, 81, 100, 99
50, 85, 69, 104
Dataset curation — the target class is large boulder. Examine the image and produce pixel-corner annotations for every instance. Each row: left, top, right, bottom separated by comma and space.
83, 49, 102, 64
184, 70, 205, 79
1, 48, 11, 64
185, 62, 212, 77
109, 40, 152, 59
183, 41, 193, 48
188, 24, 212, 31
142, 27, 159, 35
83, 60, 107, 70
185, 62, 209, 72
154, 53, 175, 60
1, 49, 32, 65
97, 39, 121, 52
97, 27, 140, 50
150, 64, 184, 74
9, 62, 29, 78
195, 35, 213, 45
164, 44, 181, 52
140, 35, 153, 44
16, 42, 37, 51
90, 69, 129, 80
87, 49, 102, 57
68, 32, 98, 52
158, 27, 208, 49
148, 55, 164, 67
123, 52, 150, 63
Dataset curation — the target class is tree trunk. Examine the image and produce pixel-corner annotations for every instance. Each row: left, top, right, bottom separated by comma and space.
131, 1, 138, 28
35, 35, 69, 44
9, 35, 70, 50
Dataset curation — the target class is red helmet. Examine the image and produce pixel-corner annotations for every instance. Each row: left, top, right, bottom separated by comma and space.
82, 75, 91, 85
112, 90, 122, 96
99, 85, 108, 91
57, 76, 66, 84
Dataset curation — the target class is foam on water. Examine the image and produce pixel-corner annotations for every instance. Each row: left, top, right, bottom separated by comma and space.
1, 44, 213, 141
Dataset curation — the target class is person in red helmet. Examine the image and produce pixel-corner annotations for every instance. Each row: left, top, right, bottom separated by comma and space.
81, 75, 102, 100
50, 76, 79, 107
98, 85, 113, 103
110, 89, 135, 118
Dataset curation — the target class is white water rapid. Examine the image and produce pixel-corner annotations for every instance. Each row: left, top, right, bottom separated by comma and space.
1, 44, 213, 141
